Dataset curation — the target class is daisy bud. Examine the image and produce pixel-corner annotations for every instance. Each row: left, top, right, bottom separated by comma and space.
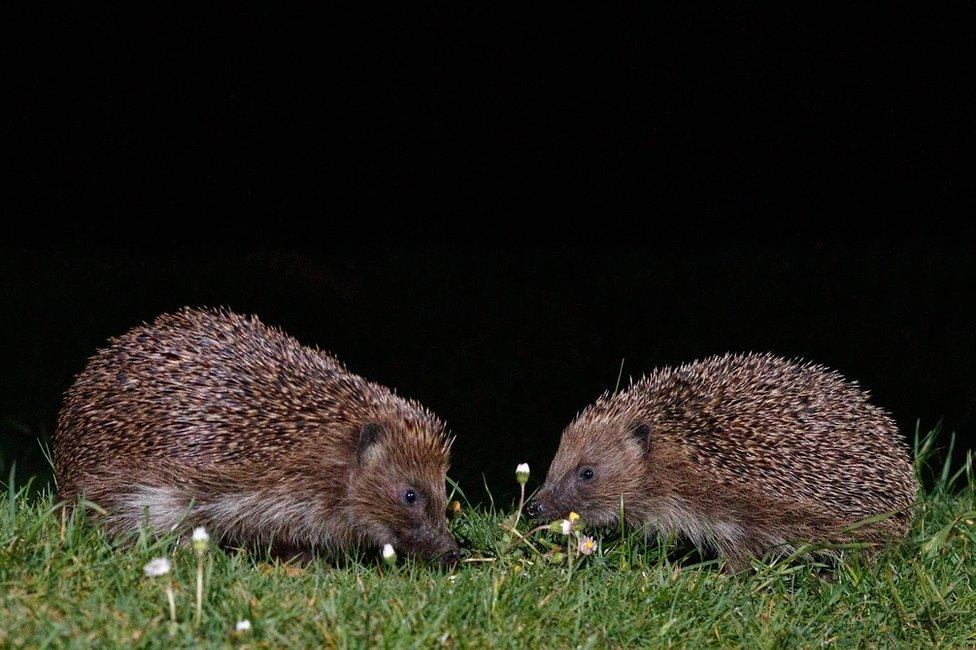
382, 543, 397, 565
192, 526, 210, 555
143, 557, 172, 577
548, 519, 573, 535
515, 463, 530, 485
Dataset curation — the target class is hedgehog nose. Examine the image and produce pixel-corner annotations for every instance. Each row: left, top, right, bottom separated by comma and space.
525, 499, 545, 519
440, 549, 460, 566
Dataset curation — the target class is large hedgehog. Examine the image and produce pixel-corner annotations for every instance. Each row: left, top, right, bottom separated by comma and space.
54, 308, 459, 563
526, 353, 918, 570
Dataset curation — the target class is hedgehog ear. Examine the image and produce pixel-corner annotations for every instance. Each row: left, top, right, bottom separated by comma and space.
357, 422, 384, 464
630, 422, 651, 452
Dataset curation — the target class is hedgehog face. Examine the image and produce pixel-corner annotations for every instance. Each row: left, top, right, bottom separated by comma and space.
527, 418, 650, 527
348, 421, 459, 564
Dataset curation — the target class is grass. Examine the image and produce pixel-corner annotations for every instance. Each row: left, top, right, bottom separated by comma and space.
1, 428, 975, 648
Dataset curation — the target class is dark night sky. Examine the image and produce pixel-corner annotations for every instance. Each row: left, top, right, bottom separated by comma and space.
4, 5, 974, 499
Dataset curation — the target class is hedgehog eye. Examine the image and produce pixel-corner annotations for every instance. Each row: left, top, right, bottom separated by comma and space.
579, 467, 595, 482
403, 489, 417, 505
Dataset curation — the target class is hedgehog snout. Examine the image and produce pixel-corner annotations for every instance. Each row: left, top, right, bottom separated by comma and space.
437, 541, 461, 567
524, 499, 546, 519
419, 533, 460, 567
394, 522, 460, 564
526, 484, 577, 521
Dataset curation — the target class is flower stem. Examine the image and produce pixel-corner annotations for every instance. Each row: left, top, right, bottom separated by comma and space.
523, 524, 552, 538
565, 533, 576, 584
195, 558, 203, 626
165, 583, 177, 624
513, 483, 526, 528
498, 522, 551, 557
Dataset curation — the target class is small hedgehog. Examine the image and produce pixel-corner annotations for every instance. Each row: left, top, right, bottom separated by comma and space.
526, 353, 918, 570
54, 308, 459, 564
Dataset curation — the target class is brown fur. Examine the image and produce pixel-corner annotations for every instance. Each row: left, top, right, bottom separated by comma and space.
54, 308, 458, 561
529, 353, 918, 569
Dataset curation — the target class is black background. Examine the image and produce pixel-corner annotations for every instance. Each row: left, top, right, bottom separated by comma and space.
4, 4, 974, 501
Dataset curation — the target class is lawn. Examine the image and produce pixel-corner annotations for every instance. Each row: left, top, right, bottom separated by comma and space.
1, 433, 974, 648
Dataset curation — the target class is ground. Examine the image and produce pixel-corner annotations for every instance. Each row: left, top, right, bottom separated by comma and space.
1, 444, 974, 648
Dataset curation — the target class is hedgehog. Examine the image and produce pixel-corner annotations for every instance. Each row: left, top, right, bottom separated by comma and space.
54, 307, 460, 564
525, 353, 918, 570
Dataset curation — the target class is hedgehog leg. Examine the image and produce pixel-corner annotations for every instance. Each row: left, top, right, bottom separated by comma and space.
716, 538, 758, 574
74, 463, 213, 540
701, 515, 758, 574
269, 542, 318, 565
721, 554, 752, 574
106, 484, 197, 538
